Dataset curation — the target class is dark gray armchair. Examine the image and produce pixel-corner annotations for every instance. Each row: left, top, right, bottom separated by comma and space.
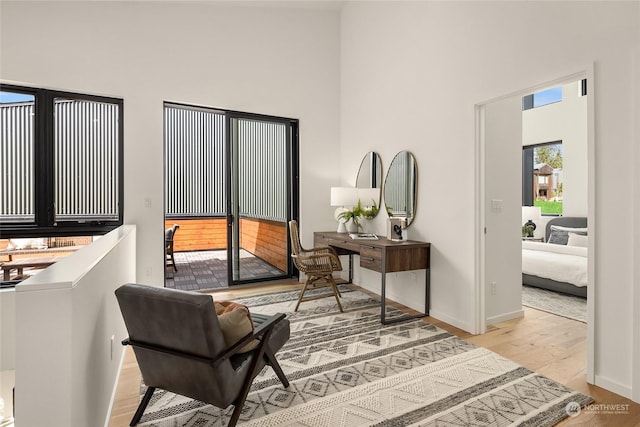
115, 283, 290, 427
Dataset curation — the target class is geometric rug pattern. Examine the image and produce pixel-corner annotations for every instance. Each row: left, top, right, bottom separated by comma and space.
522, 285, 587, 323
137, 286, 592, 426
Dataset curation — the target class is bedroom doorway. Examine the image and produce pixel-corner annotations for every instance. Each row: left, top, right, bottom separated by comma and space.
476, 68, 595, 383
520, 79, 588, 322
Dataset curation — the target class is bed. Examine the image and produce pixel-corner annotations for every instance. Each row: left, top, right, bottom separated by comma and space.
522, 216, 588, 298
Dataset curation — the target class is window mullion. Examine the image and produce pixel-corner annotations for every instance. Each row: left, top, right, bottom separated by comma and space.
34, 90, 55, 227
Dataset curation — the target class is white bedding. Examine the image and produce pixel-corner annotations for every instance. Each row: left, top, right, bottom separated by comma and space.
522, 241, 588, 287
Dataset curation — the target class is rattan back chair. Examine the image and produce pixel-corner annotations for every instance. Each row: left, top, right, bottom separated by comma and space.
289, 220, 343, 312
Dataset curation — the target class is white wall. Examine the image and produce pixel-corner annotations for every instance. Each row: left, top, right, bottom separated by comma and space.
522, 80, 588, 216
0, 1, 341, 285
0, 289, 15, 372
14, 225, 136, 427
340, 1, 639, 400
483, 95, 524, 325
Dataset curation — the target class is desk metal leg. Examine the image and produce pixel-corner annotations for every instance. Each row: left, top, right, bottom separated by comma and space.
381, 268, 430, 325
425, 267, 430, 316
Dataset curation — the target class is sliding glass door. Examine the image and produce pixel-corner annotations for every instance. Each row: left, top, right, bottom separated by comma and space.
164, 103, 298, 288
227, 114, 297, 284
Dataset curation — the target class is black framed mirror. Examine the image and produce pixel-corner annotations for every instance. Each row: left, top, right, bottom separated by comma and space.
355, 151, 382, 218
383, 151, 417, 227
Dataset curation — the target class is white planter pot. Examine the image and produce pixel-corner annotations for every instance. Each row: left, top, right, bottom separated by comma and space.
345, 219, 359, 233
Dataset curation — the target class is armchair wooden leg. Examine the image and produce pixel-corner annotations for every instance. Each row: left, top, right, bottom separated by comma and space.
228, 329, 275, 427
130, 386, 155, 426
294, 279, 311, 312
264, 348, 289, 387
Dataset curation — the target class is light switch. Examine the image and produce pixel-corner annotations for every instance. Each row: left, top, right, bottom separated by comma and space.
491, 199, 503, 213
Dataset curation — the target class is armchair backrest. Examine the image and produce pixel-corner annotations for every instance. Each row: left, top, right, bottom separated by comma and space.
289, 220, 303, 256
115, 283, 241, 407
165, 224, 179, 251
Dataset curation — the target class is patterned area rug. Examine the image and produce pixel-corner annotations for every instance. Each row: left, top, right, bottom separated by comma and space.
522, 285, 587, 323
137, 286, 592, 426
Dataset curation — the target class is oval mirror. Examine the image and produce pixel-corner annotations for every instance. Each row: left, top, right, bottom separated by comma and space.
355, 151, 382, 219
384, 151, 417, 227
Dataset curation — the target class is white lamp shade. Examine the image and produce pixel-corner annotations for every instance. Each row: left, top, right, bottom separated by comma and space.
521, 206, 542, 224
330, 187, 358, 207
357, 188, 379, 207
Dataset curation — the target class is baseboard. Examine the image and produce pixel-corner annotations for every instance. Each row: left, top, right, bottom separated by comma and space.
487, 309, 525, 326
104, 346, 127, 427
429, 309, 475, 334
594, 374, 632, 400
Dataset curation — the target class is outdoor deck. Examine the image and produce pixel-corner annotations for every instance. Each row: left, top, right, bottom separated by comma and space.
165, 249, 286, 291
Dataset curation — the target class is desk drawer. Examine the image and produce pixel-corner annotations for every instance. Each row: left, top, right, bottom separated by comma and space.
360, 245, 382, 272
315, 235, 360, 253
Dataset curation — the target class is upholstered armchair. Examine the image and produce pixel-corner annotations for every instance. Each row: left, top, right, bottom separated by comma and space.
115, 283, 290, 427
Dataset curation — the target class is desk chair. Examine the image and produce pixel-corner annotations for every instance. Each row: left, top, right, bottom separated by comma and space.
289, 220, 344, 312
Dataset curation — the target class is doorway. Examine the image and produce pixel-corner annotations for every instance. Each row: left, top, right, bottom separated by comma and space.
476, 69, 595, 383
163, 103, 298, 289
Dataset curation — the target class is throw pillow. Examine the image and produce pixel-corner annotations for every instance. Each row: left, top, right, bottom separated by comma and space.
547, 225, 588, 245
216, 304, 259, 353
567, 232, 589, 248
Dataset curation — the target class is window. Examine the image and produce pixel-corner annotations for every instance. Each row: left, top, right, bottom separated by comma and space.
522, 141, 563, 215
0, 85, 123, 237
522, 86, 563, 110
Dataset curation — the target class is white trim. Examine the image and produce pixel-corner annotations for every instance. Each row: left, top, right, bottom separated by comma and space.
474, 104, 487, 335
594, 375, 632, 401
584, 63, 596, 386
486, 309, 524, 326
632, 43, 640, 403
104, 346, 127, 427
428, 310, 475, 335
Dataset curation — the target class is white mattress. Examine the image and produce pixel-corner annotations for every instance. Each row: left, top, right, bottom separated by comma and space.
522, 241, 588, 287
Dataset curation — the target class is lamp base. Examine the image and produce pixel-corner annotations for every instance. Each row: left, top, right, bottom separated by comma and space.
334, 207, 348, 233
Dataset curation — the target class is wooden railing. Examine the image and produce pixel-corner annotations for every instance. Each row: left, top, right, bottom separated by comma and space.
164, 217, 288, 272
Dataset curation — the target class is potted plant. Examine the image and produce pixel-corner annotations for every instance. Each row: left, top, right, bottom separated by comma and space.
522, 224, 535, 238
338, 199, 366, 232
361, 199, 379, 219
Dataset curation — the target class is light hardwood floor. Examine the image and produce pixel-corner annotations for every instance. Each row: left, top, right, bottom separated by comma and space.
109, 282, 640, 427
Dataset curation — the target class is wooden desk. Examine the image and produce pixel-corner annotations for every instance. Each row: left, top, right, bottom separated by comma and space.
314, 231, 430, 324
2, 256, 60, 280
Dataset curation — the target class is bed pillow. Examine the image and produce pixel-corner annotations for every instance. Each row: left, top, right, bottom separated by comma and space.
567, 232, 588, 248
547, 225, 588, 245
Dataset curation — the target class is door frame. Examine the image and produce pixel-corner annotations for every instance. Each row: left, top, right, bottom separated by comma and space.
474, 65, 595, 383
